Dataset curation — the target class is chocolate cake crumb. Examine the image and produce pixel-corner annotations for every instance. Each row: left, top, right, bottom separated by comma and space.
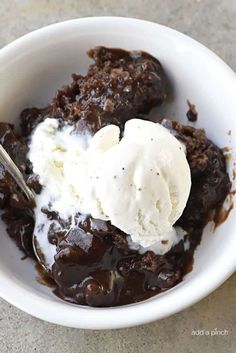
186, 99, 198, 122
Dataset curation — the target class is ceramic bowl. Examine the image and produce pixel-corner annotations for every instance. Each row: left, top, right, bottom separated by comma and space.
0, 17, 235, 329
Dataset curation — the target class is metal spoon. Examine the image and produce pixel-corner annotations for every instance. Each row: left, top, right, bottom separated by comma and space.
0, 144, 47, 268
0, 144, 35, 204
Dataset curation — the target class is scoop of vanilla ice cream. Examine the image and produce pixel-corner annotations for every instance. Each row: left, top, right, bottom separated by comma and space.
29, 118, 191, 254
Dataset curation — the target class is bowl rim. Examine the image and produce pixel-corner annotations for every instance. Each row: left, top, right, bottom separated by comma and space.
0, 16, 235, 329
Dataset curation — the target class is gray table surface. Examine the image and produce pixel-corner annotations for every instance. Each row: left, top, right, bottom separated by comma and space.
0, 1, 235, 352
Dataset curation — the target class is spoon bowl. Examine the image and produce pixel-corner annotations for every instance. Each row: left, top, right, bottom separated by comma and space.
0, 144, 50, 271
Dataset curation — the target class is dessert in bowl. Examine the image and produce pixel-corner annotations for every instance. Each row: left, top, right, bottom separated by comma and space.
0, 17, 235, 329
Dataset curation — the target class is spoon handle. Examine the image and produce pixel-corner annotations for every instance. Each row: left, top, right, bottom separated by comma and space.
0, 144, 35, 204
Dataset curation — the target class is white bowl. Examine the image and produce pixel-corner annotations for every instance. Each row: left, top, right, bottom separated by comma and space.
0, 17, 235, 329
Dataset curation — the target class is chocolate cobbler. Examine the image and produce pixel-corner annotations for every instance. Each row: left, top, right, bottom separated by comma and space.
0, 47, 231, 307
